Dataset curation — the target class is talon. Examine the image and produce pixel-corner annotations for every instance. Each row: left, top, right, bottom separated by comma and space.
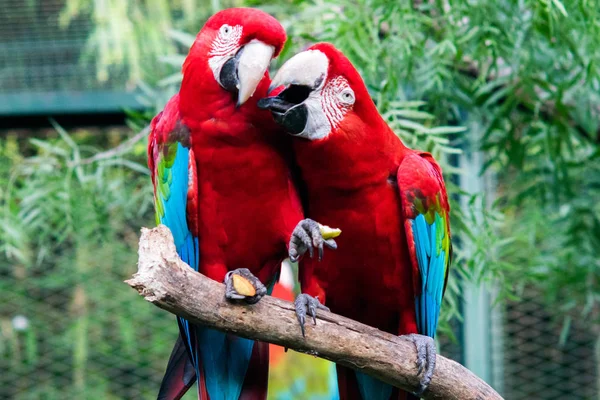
405, 333, 436, 396
298, 314, 306, 337
289, 248, 299, 263
224, 268, 267, 304
289, 219, 340, 262
294, 293, 328, 337
308, 302, 317, 324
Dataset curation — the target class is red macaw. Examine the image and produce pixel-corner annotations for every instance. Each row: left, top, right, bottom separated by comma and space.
147, 10, 335, 400
259, 43, 453, 400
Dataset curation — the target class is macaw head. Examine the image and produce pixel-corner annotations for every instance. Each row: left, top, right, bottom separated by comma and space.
258, 43, 383, 141
183, 8, 286, 106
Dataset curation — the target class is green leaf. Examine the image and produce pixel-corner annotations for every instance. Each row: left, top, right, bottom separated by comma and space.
168, 29, 196, 48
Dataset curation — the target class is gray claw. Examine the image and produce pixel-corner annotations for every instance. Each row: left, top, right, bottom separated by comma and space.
294, 293, 330, 337
289, 219, 337, 263
224, 268, 267, 305
405, 333, 436, 397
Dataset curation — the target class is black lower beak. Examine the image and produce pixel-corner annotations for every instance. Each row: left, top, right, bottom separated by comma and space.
219, 49, 243, 93
258, 92, 309, 136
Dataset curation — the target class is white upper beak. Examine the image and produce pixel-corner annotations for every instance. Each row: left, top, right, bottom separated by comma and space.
237, 40, 275, 106
269, 49, 329, 92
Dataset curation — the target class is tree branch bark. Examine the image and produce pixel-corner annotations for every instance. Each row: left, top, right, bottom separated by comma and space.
126, 226, 503, 400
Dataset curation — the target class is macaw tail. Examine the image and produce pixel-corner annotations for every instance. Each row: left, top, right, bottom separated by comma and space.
157, 328, 269, 400
190, 273, 279, 400
194, 327, 268, 400
238, 340, 269, 400
336, 365, 421, 400
157, 335, 196, 400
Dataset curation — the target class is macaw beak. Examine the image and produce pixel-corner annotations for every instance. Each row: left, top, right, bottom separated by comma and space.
268, 49, 329, 92
257, 91, 309, 135
258, 49, 329, 135
217, 40, 275, 107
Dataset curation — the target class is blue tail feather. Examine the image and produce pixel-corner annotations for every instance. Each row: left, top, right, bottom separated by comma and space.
194, 328, 255, 399
192, 272, 281, 399
354, 371, 393, 400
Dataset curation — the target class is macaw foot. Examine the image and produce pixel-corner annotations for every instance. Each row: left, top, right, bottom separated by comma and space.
289, 218, 338, 262
224, 268, 267, 305
295, 293, 330, 337
404, 333, 436, 397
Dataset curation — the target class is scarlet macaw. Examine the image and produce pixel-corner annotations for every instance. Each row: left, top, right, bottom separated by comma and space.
259, 43, 452, 400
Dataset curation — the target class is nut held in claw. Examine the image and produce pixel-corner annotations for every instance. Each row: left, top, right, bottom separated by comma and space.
232, 274, 257, 297
318, 223, 342, 240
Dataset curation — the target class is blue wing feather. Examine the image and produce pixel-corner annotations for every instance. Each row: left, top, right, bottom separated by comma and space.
412, 214, 447, 338
154, 142, 202, 379
354, 371, 393, 400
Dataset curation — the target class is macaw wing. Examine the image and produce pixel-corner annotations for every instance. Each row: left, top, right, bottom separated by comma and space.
148, 95, 203, 397
148, 95, 199, 268
397, 152, 452, 338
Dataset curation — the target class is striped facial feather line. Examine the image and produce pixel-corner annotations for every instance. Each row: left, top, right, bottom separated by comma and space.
321, 76, 352, 131
209, 25, 243, 57
208, 25, 243, 81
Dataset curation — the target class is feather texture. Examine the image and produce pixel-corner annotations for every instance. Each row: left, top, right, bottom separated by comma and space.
397, 152, 452, 339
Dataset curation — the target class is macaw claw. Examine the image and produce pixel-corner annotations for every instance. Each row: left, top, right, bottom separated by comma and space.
224, 268, 267, 305
289, 218, 339, 263
294, 293, 330, 337
404, 333, 437, 397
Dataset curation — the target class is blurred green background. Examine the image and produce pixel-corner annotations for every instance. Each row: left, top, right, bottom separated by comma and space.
1, 0, 599, 399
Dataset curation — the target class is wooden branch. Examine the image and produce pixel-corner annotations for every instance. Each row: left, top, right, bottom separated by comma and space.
126, 226, 503, 400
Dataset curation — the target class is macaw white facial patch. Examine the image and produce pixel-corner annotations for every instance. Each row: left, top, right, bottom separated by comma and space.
299, 75, 354, 140
321, 76, 354, 131
208, 24, 243, 81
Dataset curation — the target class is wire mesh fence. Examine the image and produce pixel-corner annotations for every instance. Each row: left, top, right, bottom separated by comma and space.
501, 288, 599, 400
1, 0, 107, 93
0, 236, 177, 399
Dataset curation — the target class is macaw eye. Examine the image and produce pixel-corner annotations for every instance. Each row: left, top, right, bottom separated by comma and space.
339, 88, 355, 105
220, 24, 232, 36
